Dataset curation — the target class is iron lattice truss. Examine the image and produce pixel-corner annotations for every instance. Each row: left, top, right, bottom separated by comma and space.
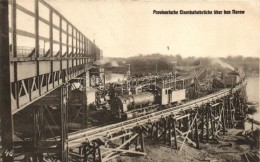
8, 0, 102, 114
0, 0, 102, 161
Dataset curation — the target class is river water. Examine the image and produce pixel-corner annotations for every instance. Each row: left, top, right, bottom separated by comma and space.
106, 73, 127, 83
246, 77, 260, 120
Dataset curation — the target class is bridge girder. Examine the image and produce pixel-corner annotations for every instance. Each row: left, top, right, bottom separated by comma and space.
8, 0, 102, 114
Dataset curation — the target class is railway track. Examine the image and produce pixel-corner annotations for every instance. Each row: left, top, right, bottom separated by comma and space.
68, 83, 245, 148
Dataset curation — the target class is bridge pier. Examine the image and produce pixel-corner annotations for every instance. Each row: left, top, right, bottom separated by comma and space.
13, 85, 70, 162
82, 72, 90, 129
60, 85, 69, 162
194, 113, 200, 149
32, 106, 44, 162
67, 72, 91, 130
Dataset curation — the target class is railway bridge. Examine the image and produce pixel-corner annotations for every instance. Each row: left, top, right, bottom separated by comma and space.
66, 83, 247, 162
0, 0, 102, 161
0, 1, 248, 162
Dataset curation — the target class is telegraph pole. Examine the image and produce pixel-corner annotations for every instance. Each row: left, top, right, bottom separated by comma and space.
0, 0, 14, 161
127, 64, 131, 76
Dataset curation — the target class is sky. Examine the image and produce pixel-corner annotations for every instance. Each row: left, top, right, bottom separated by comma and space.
14, 0, 260, 58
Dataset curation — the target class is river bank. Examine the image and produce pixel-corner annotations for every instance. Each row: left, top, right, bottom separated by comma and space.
114, 129, 259, 162
246, 77, 260, 120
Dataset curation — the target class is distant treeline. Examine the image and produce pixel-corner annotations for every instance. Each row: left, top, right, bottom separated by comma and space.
102, 54, 259, 76
221, 56, 259, 76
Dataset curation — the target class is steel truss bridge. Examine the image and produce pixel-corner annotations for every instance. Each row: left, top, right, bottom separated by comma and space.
0, 0, 101, 161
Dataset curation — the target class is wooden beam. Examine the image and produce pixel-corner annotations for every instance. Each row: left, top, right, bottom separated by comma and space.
102, 134, 139, 161
100, 147, 147, 155
175, 114, 190, 121
60, 85, 69, 162
179, 112, 198, 151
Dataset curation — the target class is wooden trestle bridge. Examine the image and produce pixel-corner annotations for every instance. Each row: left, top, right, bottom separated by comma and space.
0, 0, 248, 162
66, 83, 247, 162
